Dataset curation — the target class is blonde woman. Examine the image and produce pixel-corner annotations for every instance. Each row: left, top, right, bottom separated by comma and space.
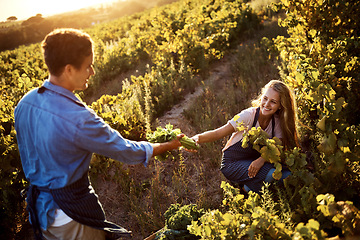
192, 80, 299, 193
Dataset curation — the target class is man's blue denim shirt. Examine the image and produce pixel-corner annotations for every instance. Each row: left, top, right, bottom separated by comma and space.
14, 80, 153, 230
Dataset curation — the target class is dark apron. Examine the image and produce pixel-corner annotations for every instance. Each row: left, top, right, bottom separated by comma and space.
220, 107, 275, 193
26, 173, 131, 240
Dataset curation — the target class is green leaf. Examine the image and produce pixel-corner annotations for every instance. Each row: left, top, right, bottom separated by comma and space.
306, 219, 320, 230
204, 225, 211, 235
311, 69, 319, 80
285, 154, 295, 166
295, 72, 305, 82
317, 132, 337, 155
221, 213, 233, 226
272, 163, 283, 180
309, 29, 317, 38
334, 97, 346, 114
316, 116, 326, 131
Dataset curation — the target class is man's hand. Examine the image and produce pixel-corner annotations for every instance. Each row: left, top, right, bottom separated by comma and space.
151, 134, 184, 157
173, 134, 185, 148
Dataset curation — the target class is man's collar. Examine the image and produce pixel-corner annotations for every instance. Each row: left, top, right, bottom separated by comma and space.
40, 80, 85, 107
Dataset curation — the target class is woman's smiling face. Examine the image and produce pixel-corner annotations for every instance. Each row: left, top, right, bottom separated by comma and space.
260, 87, 281, 117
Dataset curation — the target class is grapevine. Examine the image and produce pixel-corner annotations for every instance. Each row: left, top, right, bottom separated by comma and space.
240, 125, 284, 180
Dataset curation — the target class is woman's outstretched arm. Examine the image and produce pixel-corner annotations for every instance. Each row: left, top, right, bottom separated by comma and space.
192, 123, 235, 144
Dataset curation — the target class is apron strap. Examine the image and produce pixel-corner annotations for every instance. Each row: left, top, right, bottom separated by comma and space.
252, 107, 260, 127
25, 185, 50, 240
272, 114, 275, 138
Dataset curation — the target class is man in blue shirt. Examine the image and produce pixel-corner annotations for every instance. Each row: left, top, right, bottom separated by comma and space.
14, 28, 183, 240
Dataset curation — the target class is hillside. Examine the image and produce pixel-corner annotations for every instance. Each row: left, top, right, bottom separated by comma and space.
2, 0, 360, 239
0, 0, 178, 52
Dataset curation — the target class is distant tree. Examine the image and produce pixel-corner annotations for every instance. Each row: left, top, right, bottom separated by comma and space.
22, 14, 44, 26
7, 16, 17, 21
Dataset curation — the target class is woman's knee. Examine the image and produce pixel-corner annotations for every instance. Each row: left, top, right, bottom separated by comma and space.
264, 168, 291, 183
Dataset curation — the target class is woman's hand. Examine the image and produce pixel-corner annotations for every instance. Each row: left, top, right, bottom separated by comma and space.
191, 135, 200, 144
181, 135, 199, 152
191, 123, 234, 144
248, 157, 266, 178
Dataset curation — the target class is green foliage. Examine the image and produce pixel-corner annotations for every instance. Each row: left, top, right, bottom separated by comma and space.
257, 0, 360, 236
269, 0, 360, 202
147, 123, 198, 150
164, 204, 205, 231
85, 0, 260, 99
154, 203, 205, 240
240, 125, 284, 180
0, 0, 168, 52
90, 80, 148, 141
147, 123, 182, 144
238, 123, 309, 182
0, 44, 45, 238
317, 194, 360, 236
146, 123, 198, 160
188, 182, 329, 239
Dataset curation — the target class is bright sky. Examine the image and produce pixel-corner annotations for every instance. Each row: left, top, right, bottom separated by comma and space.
0, 0, 119, 22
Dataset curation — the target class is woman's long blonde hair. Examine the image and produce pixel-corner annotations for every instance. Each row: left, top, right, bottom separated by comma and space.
252, 80, 299, 150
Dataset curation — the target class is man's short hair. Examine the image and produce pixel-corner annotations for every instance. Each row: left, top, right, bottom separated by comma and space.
41, 28, 93, 76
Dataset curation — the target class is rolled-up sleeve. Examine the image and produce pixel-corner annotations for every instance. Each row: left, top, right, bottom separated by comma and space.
74, 110, 153, 167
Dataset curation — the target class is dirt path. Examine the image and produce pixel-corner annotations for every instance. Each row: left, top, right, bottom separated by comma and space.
156, 55, 233, 136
